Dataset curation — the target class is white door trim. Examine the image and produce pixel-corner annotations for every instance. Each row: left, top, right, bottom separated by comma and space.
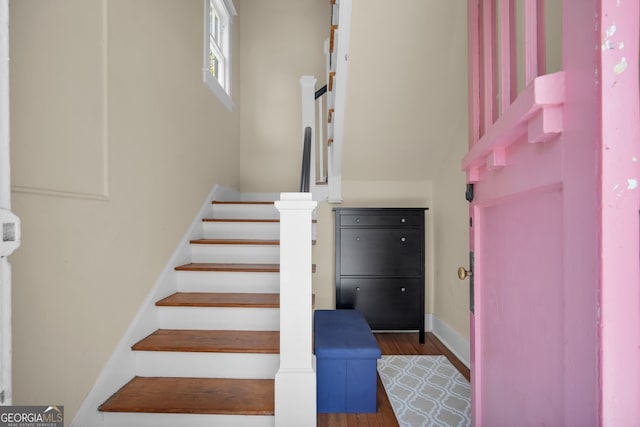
0, 0, 14, 405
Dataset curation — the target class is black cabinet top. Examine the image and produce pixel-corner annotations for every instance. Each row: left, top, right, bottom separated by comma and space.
333, 207, 428, 212
334, 208, 427, 228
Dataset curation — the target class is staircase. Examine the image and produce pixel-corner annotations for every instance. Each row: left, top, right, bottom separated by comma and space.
300, 0, 351, 203
98, 200, 298, 427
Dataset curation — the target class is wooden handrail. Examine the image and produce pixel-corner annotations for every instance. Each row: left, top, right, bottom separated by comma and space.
315, 84, 327, 99
299, 127, 312, 192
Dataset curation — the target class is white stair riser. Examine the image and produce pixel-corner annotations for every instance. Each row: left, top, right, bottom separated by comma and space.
177, 271, 280, 293
191, 244, 279, 264
211, 204, 279, 220
135, 352, 279, 379
202, 222, 280, 240
103, 412, 274, 427
158, 307, 280, 331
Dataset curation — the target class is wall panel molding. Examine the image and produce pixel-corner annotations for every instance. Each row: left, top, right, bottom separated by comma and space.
11, 0, 110, 201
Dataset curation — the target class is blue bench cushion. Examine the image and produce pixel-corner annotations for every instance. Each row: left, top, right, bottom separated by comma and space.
314, 309, 381, 359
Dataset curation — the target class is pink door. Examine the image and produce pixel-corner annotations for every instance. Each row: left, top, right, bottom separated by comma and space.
463, 0, 640, 426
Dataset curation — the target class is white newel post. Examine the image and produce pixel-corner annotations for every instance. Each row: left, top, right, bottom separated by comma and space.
274, 193, 317, 427
0, 0, 20, 406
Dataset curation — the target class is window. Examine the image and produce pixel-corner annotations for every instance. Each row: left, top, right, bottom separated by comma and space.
204, 0, 236, 110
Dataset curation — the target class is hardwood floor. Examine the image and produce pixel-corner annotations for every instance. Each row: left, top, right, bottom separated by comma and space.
317, 332, 470, 427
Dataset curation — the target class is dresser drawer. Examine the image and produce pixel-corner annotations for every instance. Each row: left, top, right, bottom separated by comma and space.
338, 212, 423, 228
337, 278, 422, 329
334, 207, 427, 343
338, 228, 422, 276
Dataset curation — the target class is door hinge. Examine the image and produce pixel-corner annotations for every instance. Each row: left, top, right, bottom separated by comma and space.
465, 184, 474, 203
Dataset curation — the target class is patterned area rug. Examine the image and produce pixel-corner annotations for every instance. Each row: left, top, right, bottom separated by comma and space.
377, 355, 471, 427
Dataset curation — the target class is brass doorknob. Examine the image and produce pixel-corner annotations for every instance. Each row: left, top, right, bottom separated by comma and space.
458, 266, 472, 280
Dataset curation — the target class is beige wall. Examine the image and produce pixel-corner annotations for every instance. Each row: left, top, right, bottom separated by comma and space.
239, 0, 328, 192
427, 2, 471, 340
516, 0, 563, 93
235, 0, 470, 345
9, 0, 240, 422
317, 0, 470, 339
7, 0, 471, 422
341, 0, 468, 182
432, 134, 471, 340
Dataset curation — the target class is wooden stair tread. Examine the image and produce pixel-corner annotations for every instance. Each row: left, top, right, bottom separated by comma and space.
190, 238, 279, 245
175, 263, 316, 273
132, 329, 279, 353
157, 292, 279, 308
202, 218, 280, 223
99, 376, 274, 415
212, 201, 274, 205
190, 238, 315, 245
175, 263, 280, 272
202, 218, 317, 223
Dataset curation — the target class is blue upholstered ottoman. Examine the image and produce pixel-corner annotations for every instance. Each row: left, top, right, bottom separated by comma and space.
314, 309, 382, 413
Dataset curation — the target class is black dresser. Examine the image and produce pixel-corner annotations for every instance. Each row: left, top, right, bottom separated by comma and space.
334, 208, 427, 343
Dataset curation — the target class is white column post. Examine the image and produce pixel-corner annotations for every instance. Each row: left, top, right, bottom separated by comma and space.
300, 76, 317, 192
274, 193, 317, 427
0, 0, 14, 405
0, 0, 10, 210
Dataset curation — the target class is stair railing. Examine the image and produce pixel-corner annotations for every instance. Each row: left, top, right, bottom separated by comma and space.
299, 76, 327, 201
299, 0, 351, 203
277, 2, 354, 423
299, 127, 312, 192
274, 192, 317, 427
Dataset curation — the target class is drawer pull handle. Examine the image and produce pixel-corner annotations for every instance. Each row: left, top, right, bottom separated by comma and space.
400, 218, 406, 223
400, 287, 406, 292
356, 287, 361, 291
355, 236, 361, 241
356, 218, 361, 223
400, 237, 406, 242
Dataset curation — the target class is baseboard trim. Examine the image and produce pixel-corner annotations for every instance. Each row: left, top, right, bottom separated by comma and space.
425, 314, 470, 368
